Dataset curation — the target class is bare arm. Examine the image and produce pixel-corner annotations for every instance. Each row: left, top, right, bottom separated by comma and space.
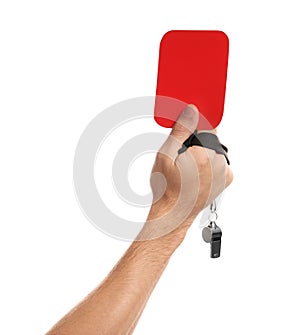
46, 105, 233, 335
46, 222, 186, 335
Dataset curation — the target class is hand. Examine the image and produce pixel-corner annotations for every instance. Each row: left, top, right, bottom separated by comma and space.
142, 105, 233, 241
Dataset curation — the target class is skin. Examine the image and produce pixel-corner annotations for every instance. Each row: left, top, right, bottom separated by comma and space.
46, 105, 233, 335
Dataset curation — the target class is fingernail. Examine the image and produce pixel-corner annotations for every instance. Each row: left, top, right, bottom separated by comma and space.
182, 106, 195, 118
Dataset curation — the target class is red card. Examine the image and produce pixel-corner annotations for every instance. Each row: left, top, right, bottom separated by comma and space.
154, 30, 229, 130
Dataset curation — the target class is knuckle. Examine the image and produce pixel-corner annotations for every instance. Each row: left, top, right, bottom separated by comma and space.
197, 148, 211, 168
226, 168, 234, 186
171, 124, 189, 139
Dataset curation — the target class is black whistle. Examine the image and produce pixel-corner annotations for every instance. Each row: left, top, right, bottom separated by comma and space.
202, 223, 222, 258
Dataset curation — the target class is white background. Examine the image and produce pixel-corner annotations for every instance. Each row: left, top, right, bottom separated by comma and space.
1, 1, 300, 334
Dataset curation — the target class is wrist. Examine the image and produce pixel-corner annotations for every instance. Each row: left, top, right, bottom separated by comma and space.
148, 198, 198, 227
137, 200, 197, 249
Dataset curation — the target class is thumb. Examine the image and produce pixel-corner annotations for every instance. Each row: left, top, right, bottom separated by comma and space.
158, 104, 199, 161
170, 104, 199, 143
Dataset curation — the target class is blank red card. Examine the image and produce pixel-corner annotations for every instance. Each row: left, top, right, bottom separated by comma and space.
154, 30, 229, 130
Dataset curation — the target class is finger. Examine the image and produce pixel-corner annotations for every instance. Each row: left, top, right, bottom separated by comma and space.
159, 105, 199, 161
225, 167, 234, 187
170, 104, 199, 142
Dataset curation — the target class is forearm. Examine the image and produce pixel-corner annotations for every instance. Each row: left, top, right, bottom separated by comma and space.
46, 216, 190, 335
